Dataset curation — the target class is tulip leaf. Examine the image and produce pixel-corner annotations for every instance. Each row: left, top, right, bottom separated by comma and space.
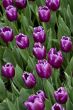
6, 99, 16, 110
58, 16, 70, 40
18, 88, 32, 110
45, 99, 52, 110
43, 80, 55, 104
13, 65, 23, 90
0, 101, 9, 110
3, 48, 17, 66
65, 57, 73, 76
0, 78, 7, 101
66, 99, 73, 110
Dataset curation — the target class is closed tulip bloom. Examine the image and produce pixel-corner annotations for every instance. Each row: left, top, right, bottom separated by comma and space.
54, 87, 68, 104
60, 36, 72, 52
2, 0, 13, 9
38, 6, 50, 22
33, 42, 46, 60
48, 48, 63, 68
16, 33, 29, 49
15, 0, 27, 9
33, 26, 46, 43
36, 90, 46, 101
36, 60, 52, 78
6, 5, 18, 21
22, 72, 36, 88
0, 26, 14, 43
46, 0, 60, 11
51, 103, 64, 110
2, 63, 15, 79
24, 96, 45, 110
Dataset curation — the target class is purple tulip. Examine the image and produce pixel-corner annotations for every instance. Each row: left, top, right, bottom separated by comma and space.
38, 6, 50, 22
60, 36, 72, 52
22, 72, 36, 88
51, 103, 64, 110
0, 26, 14, 43
36, 90, 46, 101
2, 0, 13, 9
6, 5, 18, 21
36, 59, 52, 78
48, 48, 63, 68
33, 26, 46, 43
54, 87, 68, 104
2, 63, 15, 79
33, 42, 46, 60
15, 0, 27, 9
24, 95, 45, 110
46, 0, 60, 11
16, 33, 29, 49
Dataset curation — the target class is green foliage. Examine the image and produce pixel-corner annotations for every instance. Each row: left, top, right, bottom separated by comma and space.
0, 0, 73, 110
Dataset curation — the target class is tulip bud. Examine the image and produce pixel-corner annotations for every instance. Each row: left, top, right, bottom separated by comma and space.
38, 6, 50, 22
33, 42, 46, 60
36, 90, 46, 101
48, 48, 63, 68
46, 0, 60, 11
6, 5, 18, 21
54, 87, 68, 104
2, 0, 13, 9
51, 103, 64, 110
60, 36, 72, 52
0, 26, 14, 43
15, 0, 27, 9
2, 63, 15, 79
36, 59, 52, 78
33, 26, 46, 43
22, 72, 36, 88
16, 33, 29, 49
24, 95, 45, 110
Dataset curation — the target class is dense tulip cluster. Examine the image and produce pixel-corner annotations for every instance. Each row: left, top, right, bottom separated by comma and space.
0, 0, 72, 109
2, 0, 27, 21
38, 0, 60, 22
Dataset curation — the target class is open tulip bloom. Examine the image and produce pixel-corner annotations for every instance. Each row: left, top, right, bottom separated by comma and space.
0, 0, 73, 110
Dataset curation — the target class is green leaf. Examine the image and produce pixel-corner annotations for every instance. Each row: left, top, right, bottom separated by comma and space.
66, 99, 73, 110
13, 65, 23, 90
6, 99, 16, 110
43, 80, 55, 104
3, 48, 17, 66
67, 87, 73, 104
65, 57, 73, 76
0, 101, 9, 110
45, 99, 52, 110
18, 88, 32, 110
18, 48, 29, 63
14, 98, 20, 110
52, 69, 60, 89
67, 5, 73, 33
0, 78, 7, 101
58, 16, 70, 40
